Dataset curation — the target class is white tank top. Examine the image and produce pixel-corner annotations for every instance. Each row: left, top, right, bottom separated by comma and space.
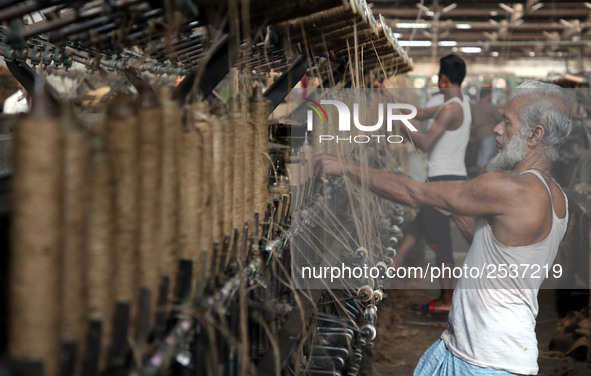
441, 170, 569, 375
427, 96, 471, 178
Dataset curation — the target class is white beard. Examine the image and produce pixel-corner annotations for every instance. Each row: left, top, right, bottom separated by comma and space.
486, 129, 529, 173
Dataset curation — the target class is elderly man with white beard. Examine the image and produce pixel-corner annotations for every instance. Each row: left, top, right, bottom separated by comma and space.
314, 81, 572, 375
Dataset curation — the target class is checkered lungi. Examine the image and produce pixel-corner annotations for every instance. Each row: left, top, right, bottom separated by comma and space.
413, 339, 526, 376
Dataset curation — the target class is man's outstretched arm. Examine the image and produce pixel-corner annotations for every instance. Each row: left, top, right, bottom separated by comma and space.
314, 154, 521, 218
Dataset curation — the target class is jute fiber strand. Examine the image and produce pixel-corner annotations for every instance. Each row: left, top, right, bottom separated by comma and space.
219, 104, 234, 237
192, 101, 213, 278
60, 104, 89, 356
105, 94, 139, 307
287, 156, 301, 188
230, 98, 245, 248
302, 138, 314, 182
242, 97, 255, 227
211, 111, 224, 246
312, 107, 326, 154
137, 90, 164, 318
250, 86, 270, 235
86, 133, 115, 370
178, 104, 200, 286
158, 86, 181, 280
10, 92, 62, 376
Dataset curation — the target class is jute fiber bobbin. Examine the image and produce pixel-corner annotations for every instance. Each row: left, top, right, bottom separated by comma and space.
230, 98, 245, 248
219, 103, 234, 237
105, 94, 139, 308
86, 132, 115, 370
137, 89, 163, 318
286, 154, 301, 188
242, 97, 255, 227
302, 135, 314, 186
60, 104, 89, 360
158, 86, 181, 280
10, 87, 62, 376
250, 86, 270, 235
211, 110, 224, 245
312, 106, 327, 154
192, 101, 213, 278
178, 104, 200, 286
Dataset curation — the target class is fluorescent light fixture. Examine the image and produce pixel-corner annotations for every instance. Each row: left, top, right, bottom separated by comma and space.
396, 22, 431, 29
529, 51, 535, 57
398, 40, 432, 47
393, 33, 402, 38
426, 11, 434, 16
456, 23, 472, 29
438, 41, 457, 46
460, 47, 482, 53
491, 51, 499, 57
490, 11, 498, 16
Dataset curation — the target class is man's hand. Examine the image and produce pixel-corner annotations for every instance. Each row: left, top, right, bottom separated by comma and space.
313, 154, 348, 183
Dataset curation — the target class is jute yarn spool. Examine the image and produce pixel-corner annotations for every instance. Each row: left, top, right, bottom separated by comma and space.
86, 133, 115, 370
137, 90, 163, 318
178, 104, 200, 289
192, 101, 213, 277
242, 97, 255, 227
230, 98, 245, 255
60, 104, 89, 362
302, 139, 314, 181
286, 155, 301, 188
219, 104, 234, 237
211, 112, 224, 246
158, 86, 181, 280
10, 90, 62, 376
105, 94, 139, 307
312, 107, 327, 154
250, 86, 270, 235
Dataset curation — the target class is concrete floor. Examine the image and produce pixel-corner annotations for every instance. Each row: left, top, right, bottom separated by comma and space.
368, 223, 591, 376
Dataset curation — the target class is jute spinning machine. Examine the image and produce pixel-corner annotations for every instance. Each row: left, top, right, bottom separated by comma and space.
0, 0, 413, 375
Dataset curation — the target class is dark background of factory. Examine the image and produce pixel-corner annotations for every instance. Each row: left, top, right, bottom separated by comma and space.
0, 1, 590, 376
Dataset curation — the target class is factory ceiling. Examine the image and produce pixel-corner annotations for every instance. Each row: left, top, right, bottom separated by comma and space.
371, 0, 591, 61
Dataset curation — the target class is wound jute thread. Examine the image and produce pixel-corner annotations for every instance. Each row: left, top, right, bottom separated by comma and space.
211, 104, 228, 272
250, 86, 270, 236
220, 103, 234, 238
158, 86, 181, 281
242, 97, 255, 227
105, 94, 139, 311
192, 101, 213, 279
302, 138, 314, 182
137, 90, 164, 324
312, 107, 326, 154
230, 98, 245, 257
287, 156, 301, 189
211, 111, 224, 247
179, 104, 200, 292
10, 92, 63, 376
86, 133, 115, 370
60, 104, 88, 367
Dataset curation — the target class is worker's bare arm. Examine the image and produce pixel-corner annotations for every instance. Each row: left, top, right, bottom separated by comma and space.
314, 155, 523, 218
415, 105, 440, 120
405, 104, 458, 152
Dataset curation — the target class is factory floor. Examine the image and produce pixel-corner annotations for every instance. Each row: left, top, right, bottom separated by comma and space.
369, 223, 591, 376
